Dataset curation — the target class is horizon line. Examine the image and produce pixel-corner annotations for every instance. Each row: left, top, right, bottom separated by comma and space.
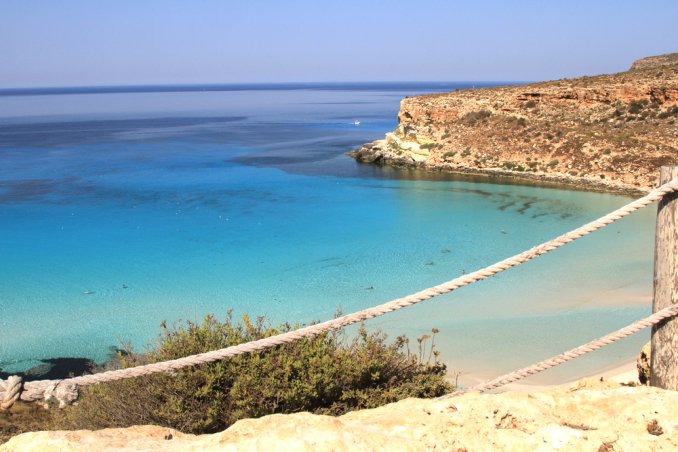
0, 81, 529, 96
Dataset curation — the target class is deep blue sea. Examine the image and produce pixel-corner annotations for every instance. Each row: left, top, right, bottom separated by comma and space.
0, 83, 656, 386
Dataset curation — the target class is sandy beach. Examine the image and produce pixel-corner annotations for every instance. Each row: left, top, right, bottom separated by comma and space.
457, 358, 640, 393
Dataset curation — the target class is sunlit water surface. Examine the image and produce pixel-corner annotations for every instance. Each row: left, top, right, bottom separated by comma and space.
0, 84, 655, 385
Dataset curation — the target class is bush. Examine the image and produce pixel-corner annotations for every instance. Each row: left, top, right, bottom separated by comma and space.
628, 100, 647, 114
52, 313, 451, 434
463, 110, 492, 125
505, 116, 527, 128
657, 106, 678, 119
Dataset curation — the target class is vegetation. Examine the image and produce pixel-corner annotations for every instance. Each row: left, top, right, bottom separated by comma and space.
628, 99, 648, 114
463, 110, 492, 125
505, 116, 528, 128
50, 313, 451, 435
1, 403, 52, 446
657, 106, 678, 119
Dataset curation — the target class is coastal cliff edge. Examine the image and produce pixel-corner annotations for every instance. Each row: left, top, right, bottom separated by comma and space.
350, 53, 678, 193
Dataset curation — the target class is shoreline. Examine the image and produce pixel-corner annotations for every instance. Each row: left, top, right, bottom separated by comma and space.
5, 285, 653, 384
350, 152, 649, 197
455, 358, 640, 393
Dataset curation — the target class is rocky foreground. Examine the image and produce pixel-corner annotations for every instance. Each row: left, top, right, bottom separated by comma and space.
3, 378, 676, 451
350, 53, 678, 193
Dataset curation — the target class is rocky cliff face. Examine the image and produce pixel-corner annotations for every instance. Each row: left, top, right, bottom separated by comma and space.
2, 378, 677, 451
351, 53, 678, 192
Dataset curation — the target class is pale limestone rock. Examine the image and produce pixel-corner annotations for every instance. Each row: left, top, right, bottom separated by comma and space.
3, 379, 678, 451
410, 152, 428, 163
638, 341, 651, 385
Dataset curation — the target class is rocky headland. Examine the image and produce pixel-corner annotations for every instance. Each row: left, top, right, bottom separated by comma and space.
3, 378, 677, 451
350, 53, 678, 193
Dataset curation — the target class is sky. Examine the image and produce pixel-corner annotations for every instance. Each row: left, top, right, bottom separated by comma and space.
1, 0, 677, 88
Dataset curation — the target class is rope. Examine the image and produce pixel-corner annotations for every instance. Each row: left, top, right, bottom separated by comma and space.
440, 302, 678, 397
0, 376, 22, 411
1, 178, 676, 408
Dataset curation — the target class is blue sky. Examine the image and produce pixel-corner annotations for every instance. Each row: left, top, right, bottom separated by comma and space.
1, 0, 676, 88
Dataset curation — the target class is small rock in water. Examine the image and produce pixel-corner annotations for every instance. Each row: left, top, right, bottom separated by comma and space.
425, 261, 435, 266
364, 286, 374, 290
122, 284, 128, 289
440, 248, 451, 253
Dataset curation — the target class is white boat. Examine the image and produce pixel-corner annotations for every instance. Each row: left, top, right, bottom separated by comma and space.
353, 120, 361, 126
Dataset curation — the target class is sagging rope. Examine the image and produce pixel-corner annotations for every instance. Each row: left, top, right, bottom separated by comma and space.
1, 179, 677, 409
441, 301, 678, 397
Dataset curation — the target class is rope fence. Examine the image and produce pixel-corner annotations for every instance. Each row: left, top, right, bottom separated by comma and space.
2, 178, 677, 409
449, 301, 678, 396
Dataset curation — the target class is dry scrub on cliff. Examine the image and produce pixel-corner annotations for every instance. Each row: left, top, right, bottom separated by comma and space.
351, 53, 678, 192
48, 313, 450, 435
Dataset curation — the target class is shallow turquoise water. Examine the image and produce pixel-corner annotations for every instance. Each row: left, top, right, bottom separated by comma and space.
0, 85, 655, 385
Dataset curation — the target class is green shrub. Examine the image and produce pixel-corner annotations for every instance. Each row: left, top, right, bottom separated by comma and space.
463, 110, 492, 125
657, 106, 678, 119
53, 314, 451, 434
506, 116, 527, 128
525, 100, 537, 108
628, 100, 646, 114
387, 141, 401, 153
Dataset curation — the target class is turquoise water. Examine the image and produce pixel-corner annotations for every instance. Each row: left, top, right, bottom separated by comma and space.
0, 84, 655, 385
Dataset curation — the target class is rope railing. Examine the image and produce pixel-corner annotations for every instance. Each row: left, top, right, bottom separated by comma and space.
443, 301, 678, 396
2, 178, 677, 409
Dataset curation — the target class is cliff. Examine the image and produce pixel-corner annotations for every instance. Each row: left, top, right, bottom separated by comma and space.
2, 378, 677, 451
350, 53, 678, 193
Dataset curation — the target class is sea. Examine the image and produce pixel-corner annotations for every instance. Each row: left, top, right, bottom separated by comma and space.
0, 83, 656, 386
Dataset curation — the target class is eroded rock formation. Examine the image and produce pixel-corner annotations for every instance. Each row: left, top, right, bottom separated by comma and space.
350, 53, 678, 193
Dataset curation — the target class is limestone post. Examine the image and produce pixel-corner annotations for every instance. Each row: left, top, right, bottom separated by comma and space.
651, 166, 678, 389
